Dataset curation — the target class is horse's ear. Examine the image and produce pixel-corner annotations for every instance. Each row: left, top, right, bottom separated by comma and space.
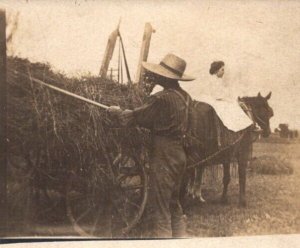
265, 91, 272, 100
257, 92, 262, 98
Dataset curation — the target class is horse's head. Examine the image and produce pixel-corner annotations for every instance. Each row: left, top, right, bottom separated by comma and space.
239, 92, 274, 137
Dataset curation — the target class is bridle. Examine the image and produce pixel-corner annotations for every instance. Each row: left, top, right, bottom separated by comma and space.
238, 99, 268, 130
252, 110, 269, 128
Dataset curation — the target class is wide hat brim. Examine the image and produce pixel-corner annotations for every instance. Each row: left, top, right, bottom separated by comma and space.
142, 62, 195, 81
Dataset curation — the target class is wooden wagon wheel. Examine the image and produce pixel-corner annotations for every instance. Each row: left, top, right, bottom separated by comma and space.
7, 155, 36, 225
7, 150, 68, 233
65, 152, 148, 237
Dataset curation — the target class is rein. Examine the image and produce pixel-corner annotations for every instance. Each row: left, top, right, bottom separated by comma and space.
252, 111, 268, 127
187, 98, 266, 170
186, 131, 246, 169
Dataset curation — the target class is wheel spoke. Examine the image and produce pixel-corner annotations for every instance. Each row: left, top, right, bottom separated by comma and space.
75, 206, 94, 224
125, 200, 140, 209
122, 184, 143, 190
114, 206, 129, 227
67, 193, 94, 202
91, 207, 103, 235
67, 194, 87, 202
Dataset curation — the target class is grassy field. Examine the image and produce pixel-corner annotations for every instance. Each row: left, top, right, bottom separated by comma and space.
186, 139, 300, 237
5, 137, 299, 238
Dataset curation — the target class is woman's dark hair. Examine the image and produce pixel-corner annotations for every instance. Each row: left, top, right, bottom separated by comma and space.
209, 61, 225, 75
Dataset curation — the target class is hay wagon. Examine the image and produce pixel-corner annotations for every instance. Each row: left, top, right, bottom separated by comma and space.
6, 23, 157, 236
7, 54, 154, 237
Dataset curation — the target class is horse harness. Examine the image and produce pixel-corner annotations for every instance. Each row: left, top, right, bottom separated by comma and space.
166, 91, 259, 170
169, 89, 197, 149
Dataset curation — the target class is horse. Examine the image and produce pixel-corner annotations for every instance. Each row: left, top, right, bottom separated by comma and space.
180, 92, 274, 207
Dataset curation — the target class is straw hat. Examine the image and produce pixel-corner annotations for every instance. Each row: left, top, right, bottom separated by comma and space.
142, 54, 195, 81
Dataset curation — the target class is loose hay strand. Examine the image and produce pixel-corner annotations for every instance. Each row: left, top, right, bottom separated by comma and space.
7, 57, 150, 225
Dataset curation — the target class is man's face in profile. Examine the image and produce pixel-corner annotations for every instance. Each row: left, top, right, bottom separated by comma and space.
143, 72, 157, 94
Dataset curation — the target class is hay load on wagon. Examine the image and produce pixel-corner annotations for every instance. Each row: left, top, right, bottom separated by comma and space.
5, 21, 159, 237
6, 22, 158, 236
7, 55, 152, 236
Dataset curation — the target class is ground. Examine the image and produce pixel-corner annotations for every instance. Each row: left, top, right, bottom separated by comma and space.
4, 138, 300, 238
186, 139, 300, 237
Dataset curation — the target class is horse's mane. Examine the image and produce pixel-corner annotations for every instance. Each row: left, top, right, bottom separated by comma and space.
239, 95, 267, 107
240, 96, 258, 103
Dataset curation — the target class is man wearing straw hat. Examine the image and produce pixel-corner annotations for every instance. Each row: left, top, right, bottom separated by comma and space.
108, 53, 195, 238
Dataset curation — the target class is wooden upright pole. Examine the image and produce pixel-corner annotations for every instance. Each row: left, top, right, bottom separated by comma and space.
99, 20, 121, 79
0, 9, 7, 236
135, 23, 155, 84
119, 34, 132, 85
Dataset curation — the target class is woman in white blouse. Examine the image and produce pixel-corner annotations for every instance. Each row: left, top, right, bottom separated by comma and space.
193, 61, 253, 203
208, 61, 253, 132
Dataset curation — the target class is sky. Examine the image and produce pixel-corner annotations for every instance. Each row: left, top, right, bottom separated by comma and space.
1, 0, 300, 130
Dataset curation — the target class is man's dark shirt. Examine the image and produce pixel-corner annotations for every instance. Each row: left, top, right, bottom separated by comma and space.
118, 86, 192, 138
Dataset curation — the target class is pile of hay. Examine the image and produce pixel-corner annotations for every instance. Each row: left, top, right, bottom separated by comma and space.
250, 155, 293, 175
6, 56, 150, 222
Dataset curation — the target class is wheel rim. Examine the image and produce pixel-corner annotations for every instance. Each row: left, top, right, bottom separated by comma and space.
66, 155, 148, 237
111, 155, 148, 235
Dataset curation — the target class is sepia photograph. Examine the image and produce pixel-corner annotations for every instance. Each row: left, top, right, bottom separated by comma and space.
0, 0, 299, 244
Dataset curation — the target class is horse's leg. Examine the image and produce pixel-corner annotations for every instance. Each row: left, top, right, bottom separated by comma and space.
220, 161, 230, 204
237, 150, 248, 207
179, 169, 192, 214
193, 166, 205, 203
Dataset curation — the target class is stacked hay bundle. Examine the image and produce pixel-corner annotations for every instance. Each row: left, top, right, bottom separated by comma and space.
6, 56, 149, 224
250, 155, 293, 175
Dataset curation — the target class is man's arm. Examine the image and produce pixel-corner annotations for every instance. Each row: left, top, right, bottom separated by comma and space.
108, 95, 160, 129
